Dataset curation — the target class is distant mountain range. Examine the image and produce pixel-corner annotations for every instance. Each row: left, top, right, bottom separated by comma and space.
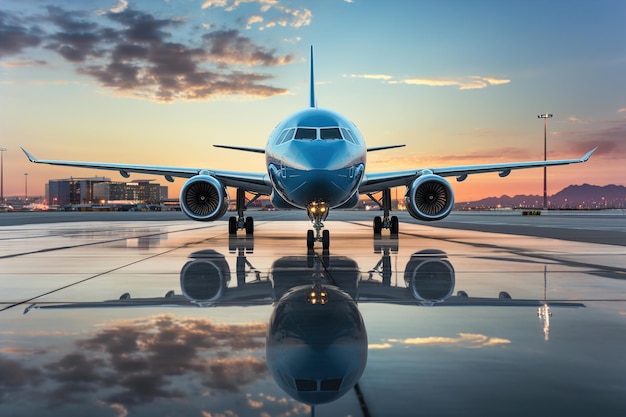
457, 184, 626, 209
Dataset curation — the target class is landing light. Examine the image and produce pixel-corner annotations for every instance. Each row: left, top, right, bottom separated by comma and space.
306, 284, 329, 305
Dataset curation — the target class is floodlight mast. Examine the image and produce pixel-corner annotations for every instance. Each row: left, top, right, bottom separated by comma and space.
0, 148, 6, 201
538, 114, 553, 210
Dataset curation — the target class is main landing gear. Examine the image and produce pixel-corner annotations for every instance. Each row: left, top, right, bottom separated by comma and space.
228, 189, 261, 236
368, 188, 399, 236
306, 202, 330, 250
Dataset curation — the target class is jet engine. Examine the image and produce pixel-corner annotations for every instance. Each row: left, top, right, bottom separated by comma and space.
405, 174, 454, 221
180, 175, 229, 221
180, 250, 231, 305
404, 250, 455, 303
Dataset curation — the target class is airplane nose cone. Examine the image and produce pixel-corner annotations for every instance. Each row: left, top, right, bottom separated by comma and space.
291, 140, 350, 170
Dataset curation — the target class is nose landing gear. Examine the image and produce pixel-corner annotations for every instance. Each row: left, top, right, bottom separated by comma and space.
306, 202, 330, 250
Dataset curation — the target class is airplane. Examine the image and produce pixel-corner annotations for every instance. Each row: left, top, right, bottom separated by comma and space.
22, 46, 597, 249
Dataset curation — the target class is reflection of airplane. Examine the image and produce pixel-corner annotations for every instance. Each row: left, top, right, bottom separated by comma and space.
21, 47, 596, 249
26, 244, 585, 408
25, 248, 585, 409
26, 244, 586, 310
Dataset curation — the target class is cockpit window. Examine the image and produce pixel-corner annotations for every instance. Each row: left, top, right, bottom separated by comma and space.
295, 379, 317, 392
295, 128, 317, 140
277, 128, 295, 144
341, 128, 357, 144
320, 378, 342, 391
320, 127, 343, 140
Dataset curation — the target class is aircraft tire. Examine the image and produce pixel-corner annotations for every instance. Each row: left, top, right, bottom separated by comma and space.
390, 216, 399, 235
322, 230, 330, 250
245, 216, 254, 235
373, 216, 382, 235
228, 217, 237, 234
307, 230, 314, 249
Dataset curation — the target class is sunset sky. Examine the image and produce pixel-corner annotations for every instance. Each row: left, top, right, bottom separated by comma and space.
1, 0, 624, 202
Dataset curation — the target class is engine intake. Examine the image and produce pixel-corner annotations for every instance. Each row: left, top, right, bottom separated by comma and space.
404, 250, 455, 303
180, 175, 228, 221
180, 250, 231, 304
405, 174, 454, 221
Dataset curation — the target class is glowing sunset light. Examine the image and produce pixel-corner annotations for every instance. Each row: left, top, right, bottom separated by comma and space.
0, 0, 623, 201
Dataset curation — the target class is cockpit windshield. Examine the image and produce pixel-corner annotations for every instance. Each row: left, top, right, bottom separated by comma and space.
294, 128, 317, 140
292, 127, 351, 141
320, 128, 342, 140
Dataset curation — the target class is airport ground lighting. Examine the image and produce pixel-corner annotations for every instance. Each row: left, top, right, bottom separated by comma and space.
0, 147, 6, 201
538, 114, 553, 210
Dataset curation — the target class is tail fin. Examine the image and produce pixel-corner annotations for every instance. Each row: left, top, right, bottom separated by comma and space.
309, 45, 316, 108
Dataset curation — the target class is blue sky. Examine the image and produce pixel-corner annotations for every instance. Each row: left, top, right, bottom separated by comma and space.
0, 0, 624, 201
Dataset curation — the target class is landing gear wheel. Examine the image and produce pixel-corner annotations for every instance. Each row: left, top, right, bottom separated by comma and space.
228, 216, 237, 235
245, 216, 254, 235
373, 216, 382, 235
306, 230, 314, 250
322, 230, 330, 250
390, 216, 399, 235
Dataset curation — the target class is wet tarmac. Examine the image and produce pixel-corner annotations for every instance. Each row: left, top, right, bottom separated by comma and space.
0, 211, 624, 417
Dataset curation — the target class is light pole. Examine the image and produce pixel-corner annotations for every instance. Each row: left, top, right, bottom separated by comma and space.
0, 147, 6, 202
538, 114, 552, 210
24, 172, 28, 201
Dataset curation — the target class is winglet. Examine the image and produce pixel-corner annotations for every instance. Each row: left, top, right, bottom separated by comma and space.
581, 147, 598, 162
21, 147, 38, 163
309, 45, 316, 108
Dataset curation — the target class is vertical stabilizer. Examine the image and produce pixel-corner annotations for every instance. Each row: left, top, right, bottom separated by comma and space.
309, 45, 316, 108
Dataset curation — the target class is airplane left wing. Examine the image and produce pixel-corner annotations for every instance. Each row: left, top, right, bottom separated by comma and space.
359, 147, 597, 193
21, 148, 272, 195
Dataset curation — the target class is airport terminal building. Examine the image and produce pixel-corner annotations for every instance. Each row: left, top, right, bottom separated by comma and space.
47, 177, 167, 207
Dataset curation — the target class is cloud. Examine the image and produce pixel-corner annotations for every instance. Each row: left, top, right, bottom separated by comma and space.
0, 10, 43, 57
397, 76, 511, 90
388, 333, 511, 348
202, 0, 312, 30
368, 342, 393, 349
203, 29, 295, 66
1, 346, 48, 355
0, 356, 43, 391
0, 59, 47, 67
554, 118, 626, 159
110, 0, 129, 14
97, 401, 129, 417
0, 6, 295, 102
348, 73, 393, 81
0, 314, 269, 407
618, 108, 626, 113
349, 72, 511, 90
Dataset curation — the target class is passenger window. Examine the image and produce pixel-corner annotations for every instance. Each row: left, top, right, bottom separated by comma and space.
320, 127, 343, 140
295, 128, 317, 140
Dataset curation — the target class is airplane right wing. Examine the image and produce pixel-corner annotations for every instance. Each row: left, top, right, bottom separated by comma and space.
359, 147, 597, 194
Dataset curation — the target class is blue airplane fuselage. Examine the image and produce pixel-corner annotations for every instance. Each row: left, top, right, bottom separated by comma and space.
265, 108, 366, 209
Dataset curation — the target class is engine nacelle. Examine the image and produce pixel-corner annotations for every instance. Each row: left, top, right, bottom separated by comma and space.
180, 250, 231, 305
405, 174, 454, 221
404, 250, 455, 303
180, 175, 228, 221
